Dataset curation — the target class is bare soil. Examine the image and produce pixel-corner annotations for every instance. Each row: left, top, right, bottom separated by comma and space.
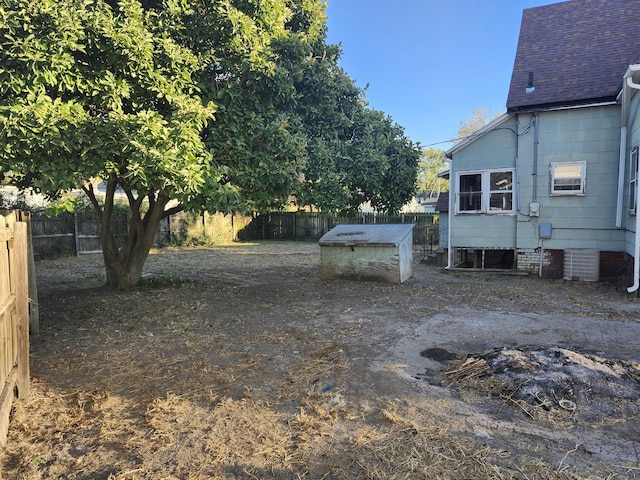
2, 242, 640, 479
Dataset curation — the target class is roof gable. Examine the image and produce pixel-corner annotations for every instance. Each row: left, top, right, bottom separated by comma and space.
445, 113, 511, 158
507, 0, 640, 112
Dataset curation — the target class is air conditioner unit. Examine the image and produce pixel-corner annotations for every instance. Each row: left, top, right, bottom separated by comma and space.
563, 249, 600, 282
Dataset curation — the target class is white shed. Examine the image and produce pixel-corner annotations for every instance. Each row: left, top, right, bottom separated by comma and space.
318, 224, 415, 283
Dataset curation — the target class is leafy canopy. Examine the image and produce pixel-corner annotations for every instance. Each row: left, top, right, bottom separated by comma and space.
0, 0, 223, 211
0, 0, 422, 288
417, 148, 448, 199
1, 0, 420, 216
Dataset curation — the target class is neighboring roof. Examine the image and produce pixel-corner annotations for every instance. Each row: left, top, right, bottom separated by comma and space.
318, 224, 414, 247
507, 0, 640, 112
435, 192, 449, 213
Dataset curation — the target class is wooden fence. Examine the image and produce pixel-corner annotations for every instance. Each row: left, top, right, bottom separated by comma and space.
30, 211, 127, 257
29, 210, 439, 257
29, 210, 211, 257
237, 212, 438, 244
0, 211, 31, 448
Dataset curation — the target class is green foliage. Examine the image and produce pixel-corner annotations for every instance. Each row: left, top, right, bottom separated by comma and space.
43, 196, 80, 216
0, 0, 422, 287
418, 148, 449, 198
0, 0, 219, 204
1, 0, 419, 218
271, 32, 421, 214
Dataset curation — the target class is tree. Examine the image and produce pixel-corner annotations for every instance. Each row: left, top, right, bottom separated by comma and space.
280, 39, 421, 213
0, 0, 220, 288
189, 5, 421, 215
417, 148, 448, 199
457, 106, 501, 139
0, 0, 421, 289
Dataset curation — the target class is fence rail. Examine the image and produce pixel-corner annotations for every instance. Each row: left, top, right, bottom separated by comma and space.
30, 211, 125, 257
0, 211, 31, 448
238, 212, 437, 243
28, 210, 439, 257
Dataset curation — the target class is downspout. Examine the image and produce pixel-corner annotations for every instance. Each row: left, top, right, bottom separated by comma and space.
532, 113, 542, 276
514, 116, 521, 214
624, 66, 640, 293
617, 67, 635, 227
446, 161, 453, 269
532, 113, 539, 202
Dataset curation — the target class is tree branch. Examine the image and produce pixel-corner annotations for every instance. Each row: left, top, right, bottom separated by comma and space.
163, 204, 184, 218
81, 182, 101, 216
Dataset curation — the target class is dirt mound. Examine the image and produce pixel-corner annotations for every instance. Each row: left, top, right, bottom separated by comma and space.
443, 346, 640, 422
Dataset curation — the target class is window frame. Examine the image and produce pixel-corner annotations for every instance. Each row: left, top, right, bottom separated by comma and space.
455, 169, 515, 215
629, 146, 639, 215
549, 161, 586, 196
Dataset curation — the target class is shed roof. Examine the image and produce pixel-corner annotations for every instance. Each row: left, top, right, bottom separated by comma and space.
506, 0, 640, 112
319, 224, 414, 247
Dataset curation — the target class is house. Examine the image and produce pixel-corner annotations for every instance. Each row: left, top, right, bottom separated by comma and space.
442, 0, 640, 290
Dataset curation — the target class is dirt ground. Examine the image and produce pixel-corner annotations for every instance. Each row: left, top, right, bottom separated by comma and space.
2, 242, 640, 479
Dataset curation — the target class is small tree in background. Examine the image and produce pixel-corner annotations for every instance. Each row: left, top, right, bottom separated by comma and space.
457, 106, 502, 139
417, 148, 448, 200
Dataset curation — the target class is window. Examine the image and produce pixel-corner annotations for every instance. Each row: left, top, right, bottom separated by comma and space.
456, 170, 514, 214
630, 146, 638, 215
458, 173, 482, 211
550, 162, 586, 195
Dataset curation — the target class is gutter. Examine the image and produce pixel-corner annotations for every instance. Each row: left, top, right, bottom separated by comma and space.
622, 65, 640, 293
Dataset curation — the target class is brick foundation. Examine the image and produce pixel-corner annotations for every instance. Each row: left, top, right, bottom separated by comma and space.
517, 248, 628, 281
599, 251, 628, 278
517, 248, 564, 279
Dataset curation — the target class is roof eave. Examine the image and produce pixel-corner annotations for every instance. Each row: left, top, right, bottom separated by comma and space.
506, 96, 619, 115
445, 113, 512, 159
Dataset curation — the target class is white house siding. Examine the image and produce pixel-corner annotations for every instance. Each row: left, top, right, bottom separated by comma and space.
514, 106, 624, 253
447, 105, 629, 276
449, 116, 518, 249
624, 88, 640, 256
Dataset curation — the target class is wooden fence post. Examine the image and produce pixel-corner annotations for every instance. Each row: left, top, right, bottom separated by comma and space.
73, 211, 80, 257
18, 211, 39, 335
0, 213, 30, 451
12, 222, 29, 399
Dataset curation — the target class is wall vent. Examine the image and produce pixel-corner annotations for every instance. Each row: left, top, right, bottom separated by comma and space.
563, 249, 600, 282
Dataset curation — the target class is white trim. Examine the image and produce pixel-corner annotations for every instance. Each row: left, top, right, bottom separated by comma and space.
549, 161, 586, 196
445, 114, 512, 158
511, 101, 618, 115
630, 146, 639, 215
455, 168, 516, 215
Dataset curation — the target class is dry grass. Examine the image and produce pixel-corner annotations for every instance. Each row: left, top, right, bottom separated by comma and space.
1, 243, 639, 479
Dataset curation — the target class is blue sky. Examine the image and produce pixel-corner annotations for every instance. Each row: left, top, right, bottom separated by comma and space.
325, 0, 558, 149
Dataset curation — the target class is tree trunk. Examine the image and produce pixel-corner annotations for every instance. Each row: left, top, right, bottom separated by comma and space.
103, 196, 169, 289
83, 179, 179, 290
102, 235, 156, 290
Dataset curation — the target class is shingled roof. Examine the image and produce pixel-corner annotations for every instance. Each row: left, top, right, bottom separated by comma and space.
507, 0, 640, 112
